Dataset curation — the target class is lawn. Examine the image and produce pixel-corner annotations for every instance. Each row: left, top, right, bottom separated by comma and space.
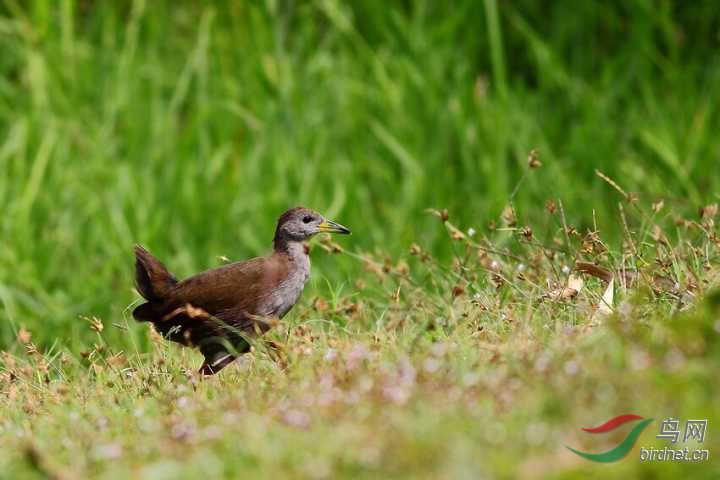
1, 1, 719, 478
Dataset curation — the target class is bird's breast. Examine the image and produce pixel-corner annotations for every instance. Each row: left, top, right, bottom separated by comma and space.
261, 259, 310, 318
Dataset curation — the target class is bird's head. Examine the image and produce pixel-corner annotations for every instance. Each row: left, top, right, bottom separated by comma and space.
273, 206, 350, 248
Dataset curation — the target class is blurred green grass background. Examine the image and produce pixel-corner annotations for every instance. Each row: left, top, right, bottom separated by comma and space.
1, 0, 719, 349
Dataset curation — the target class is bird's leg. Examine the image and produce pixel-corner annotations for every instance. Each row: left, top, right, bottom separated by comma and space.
264, 339, 288, 370
245, 313, 287, 369
246, 313, 279, 336
198, 357, 235, 376
198, 350, 236, 376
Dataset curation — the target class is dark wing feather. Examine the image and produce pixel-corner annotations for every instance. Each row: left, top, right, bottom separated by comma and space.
134, 245, 177, 300
170, 255, 287, 326
134, 252, 290, 375
157, 255, 288, 361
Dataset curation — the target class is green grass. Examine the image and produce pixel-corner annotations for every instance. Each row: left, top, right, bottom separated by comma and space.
2, 205, 719, 478
1, 1, 719, 478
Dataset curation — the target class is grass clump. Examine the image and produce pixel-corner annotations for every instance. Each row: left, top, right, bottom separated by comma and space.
1, 1, 720, 478
2, 188, 718, 478
1, 1, 720, 349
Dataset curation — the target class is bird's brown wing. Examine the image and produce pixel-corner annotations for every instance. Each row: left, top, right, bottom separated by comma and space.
173, 259, 265, 314
150, 254, 289, 368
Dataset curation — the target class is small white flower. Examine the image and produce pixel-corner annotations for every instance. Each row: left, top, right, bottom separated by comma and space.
564, 360, 580, 376
323, 348, 337, 362
490, 260, 500, 270
467, 227, 476, 237
561, 265, 571, 275
93, 443, 123, 460
283, 409, 311, 429
423, 358, 441, 373
517, 263, 526, 272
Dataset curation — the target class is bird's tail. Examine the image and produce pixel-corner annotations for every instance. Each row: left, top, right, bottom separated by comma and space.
133, 245, 177, 302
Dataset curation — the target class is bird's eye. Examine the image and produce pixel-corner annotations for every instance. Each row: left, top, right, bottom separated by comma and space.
302, 215, 313, 224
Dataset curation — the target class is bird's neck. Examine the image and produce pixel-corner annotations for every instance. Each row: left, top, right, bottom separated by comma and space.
274, 240, 311, 286
274, 239, 309, 263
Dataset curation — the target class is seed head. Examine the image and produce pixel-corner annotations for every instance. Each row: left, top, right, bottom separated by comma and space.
527, 149, 542, 168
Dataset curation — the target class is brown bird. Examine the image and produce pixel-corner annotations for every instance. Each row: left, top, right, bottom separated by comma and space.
132, 207, 350, 375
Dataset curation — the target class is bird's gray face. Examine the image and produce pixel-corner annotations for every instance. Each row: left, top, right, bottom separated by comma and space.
276, 208, 351, 242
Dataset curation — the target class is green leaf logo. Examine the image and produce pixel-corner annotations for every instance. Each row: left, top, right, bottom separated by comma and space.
565, 415, 654, 463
